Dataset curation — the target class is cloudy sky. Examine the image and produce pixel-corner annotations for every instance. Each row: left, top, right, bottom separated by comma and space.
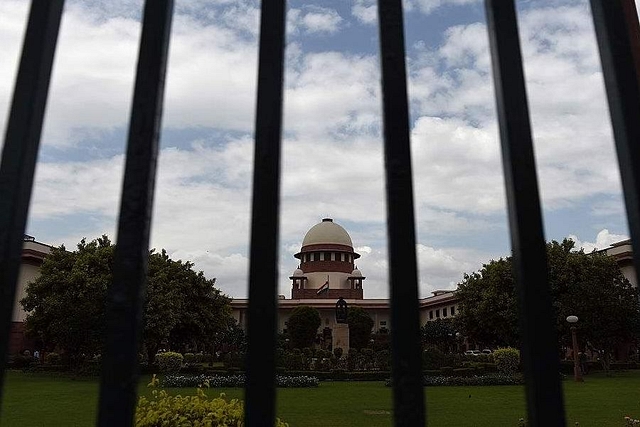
1, 0, 636, 299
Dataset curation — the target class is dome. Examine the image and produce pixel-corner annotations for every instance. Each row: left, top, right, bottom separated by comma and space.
293, 268, 304, 277
351, 268, 362, 277
302, 218, 353, 247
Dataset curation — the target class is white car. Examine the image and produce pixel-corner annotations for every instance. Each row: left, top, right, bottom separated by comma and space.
465, 350, 482, 356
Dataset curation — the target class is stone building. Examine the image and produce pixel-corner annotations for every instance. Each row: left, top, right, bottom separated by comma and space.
9, 236, 51, 355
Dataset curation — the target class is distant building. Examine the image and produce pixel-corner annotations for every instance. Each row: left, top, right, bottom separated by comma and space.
603, 239, 636, 287
9, 236, 51, 355
230, 218, 459, 350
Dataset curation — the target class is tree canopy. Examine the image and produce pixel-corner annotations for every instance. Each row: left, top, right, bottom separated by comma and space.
287, 306, 321, 349
422, 318, 457, 352
21, 236, 233, 362
347, 306, 374, 349
455, 239, 640, 365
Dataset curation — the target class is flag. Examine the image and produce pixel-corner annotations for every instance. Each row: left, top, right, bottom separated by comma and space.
317, 277, 329, 295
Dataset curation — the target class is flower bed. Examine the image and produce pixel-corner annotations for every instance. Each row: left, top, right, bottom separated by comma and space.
162, 374, 319, 388
385, 373, 524, 387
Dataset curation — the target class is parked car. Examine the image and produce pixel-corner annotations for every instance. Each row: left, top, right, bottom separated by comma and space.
482, 349, 492, 354
464, 350, 482, 356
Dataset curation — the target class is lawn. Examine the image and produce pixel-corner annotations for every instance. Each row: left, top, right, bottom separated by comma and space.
2, 370, 640, 426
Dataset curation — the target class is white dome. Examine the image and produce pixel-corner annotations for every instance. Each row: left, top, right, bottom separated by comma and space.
293, 268, 304, 277
351, 268, 362, 277
302, 218, 353, 247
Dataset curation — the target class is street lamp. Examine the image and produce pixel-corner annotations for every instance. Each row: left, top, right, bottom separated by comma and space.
566, 315, 584, 382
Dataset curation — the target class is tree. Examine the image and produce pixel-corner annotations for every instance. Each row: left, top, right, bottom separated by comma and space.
21, 236, 233, 364
455, 239, 640, 371
347, 306, 374, 349
287, 306, 321, 349
421, 318, 457, 352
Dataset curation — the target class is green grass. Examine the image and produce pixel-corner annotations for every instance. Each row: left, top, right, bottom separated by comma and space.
2, 370, 640, 426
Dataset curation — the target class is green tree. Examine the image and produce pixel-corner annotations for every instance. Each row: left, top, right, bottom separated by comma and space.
21, 236, 232, 364
455, 239, 640, 372
287, 306, 321, 349
347, 306, 374, 349
20, 236, 113, 364
421, 318, 457, 352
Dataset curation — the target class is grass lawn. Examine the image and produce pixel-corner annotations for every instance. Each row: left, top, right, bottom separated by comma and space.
2, 370, 640, 426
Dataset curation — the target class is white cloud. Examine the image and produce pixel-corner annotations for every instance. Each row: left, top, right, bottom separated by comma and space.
352, 0, 377, 25
567, 229, 629, 253
288, 7, 343, 35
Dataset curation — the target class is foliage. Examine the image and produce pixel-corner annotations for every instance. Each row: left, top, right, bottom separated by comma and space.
455, 239, 640, 370
44, 352, 60, 365
162, 373, 319, 388
333, 347, 343, 359
348, 306, 374, 349
21, 236, 233, 363
136, 375, 288, 426
287, 306, 321, 349
492, 348, 520, 375
156, 352, 184, 373
385, 373, 524, 387
422, 318, 457, 351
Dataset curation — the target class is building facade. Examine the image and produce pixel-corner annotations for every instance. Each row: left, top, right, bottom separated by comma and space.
9, 236, 51, 355
230, 218, 460, 349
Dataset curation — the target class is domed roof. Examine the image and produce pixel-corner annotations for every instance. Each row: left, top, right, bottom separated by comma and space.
292, 268, 304, 277
302, 218, 353, 247
351, 268, 362, 277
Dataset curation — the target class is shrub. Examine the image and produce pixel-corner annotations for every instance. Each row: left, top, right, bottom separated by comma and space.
493, 348, 520, 375
45, 352, 60, 365
155, 352, 183, 373
375, 349, 391, 371
162, 374, 319, 388
333, 347, 343, 359
12, 354, 34, 370
422, 346, 450, 370
183, 353, 195, 364
136, 376, 288, 426
385, 373, 524, 387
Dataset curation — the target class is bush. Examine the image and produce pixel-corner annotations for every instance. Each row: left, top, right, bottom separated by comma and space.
385, 373, 524, 387
45, 352, 60, 365
162, 374, 319, 388
333, 347, 343, 359
183, 353, 195, 364
493, 348, 520, 375
156, 352, 184, 374
137, 376, 288, 426
12, 354, 34, 370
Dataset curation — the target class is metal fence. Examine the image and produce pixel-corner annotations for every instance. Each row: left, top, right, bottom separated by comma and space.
1, 1, 639, 426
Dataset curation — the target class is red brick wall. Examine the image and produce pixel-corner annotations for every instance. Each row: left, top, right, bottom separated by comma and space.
9, 322, 35, 355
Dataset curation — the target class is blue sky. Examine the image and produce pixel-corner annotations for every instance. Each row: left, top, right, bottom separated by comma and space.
1, 0, 636, 299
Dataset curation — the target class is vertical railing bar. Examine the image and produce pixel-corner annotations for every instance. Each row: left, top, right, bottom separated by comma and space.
97, 1, 173, 425
484, 1, 565, 426
244, 0, 286, 425
377, 0, 426, 425
590, 0, 640, 291
0, 0, 64, 410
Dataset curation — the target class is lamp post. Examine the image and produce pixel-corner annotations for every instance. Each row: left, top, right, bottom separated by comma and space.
566, 315, 584, 382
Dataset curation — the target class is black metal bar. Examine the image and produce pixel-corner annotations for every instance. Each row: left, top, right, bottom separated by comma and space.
484, 1, 565, 426
97, 1, 173, 425
245, 0, 286, 425
377, 0, 426, 425
0, 0, 64, 410
590, 0, 640, 292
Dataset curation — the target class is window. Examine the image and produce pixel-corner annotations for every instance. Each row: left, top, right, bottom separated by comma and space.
331, 252, 335, 261
450, 306, 455, 316
325, 252, 331, 261
320, 252, 324, 261
340, 253, 345, 261
435, 309, 440, 318
442, 308, 447, 317
429, 310, 433, 319
380, 321, 387, 326
313, 253, 319, 261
